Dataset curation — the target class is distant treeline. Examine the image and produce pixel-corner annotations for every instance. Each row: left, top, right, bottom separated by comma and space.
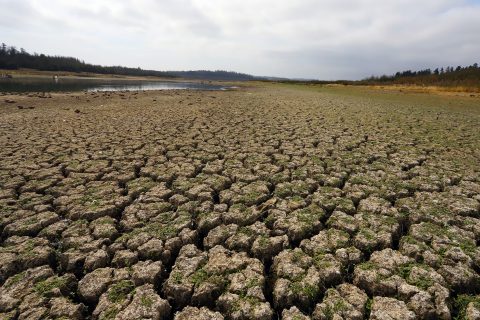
266, 64, 480, 88
0, 43, 175, 78
169, 70, 255, 81
0, 43, 257, 80
262, 64, 480, 89
361, 64, 480, 87
259, 79, 354, 85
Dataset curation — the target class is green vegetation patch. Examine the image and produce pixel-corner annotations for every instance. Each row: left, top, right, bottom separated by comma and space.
100, 306, 120, 320
127, 177, 157, 194
323, 298, 348, 320
453, 294, 480, 320
357, 261, 377, 271
4, 271, 26, 288
34, 275, 69, 297
140, 295, 154, 308
396, 262, 434, 290
295, 204, 324, 225
171, 271, 183, 284
107, 280, 135, 303
191, 268, 209, 287
291, 281, 320, 302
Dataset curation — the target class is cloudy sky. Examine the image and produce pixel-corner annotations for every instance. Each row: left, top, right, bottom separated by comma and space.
1, 0, 479, 79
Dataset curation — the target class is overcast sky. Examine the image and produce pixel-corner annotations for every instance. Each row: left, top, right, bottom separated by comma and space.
1, 0, 479, 79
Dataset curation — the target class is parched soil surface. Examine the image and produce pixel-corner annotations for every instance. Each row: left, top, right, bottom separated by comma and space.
0, 84, 479, 319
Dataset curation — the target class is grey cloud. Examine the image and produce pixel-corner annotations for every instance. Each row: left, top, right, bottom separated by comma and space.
0, 0, 479, 79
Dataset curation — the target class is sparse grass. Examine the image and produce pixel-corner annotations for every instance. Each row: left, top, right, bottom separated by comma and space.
365, 297, 373, 317
140, 295, 154, 308
397, 263, 415, 279
34, 275, 68, 297
291, 250, 307, 263
313, 254, 335, 269
453, 295, 480, 320
127, 177, 156, 195
296, 205, 323, 225
118, 221, 180, 242
4, 271, 26, 288
238, 226, 255, 236
323, 299, 348, 320
257, 234, 270, 248
264, 213, 276, 226
358, 228, 375, 241
191, 268, 209, 287
107, 280, 135, 303
100, 306, 120, 320
357, 261, 376, 271
290, 281, 319, 302
171, 271, 183, 284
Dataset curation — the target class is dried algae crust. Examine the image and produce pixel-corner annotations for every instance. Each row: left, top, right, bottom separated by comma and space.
0, 84, 479, 319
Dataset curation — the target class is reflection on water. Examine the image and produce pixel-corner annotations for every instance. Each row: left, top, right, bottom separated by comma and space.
0, 77, 229, 92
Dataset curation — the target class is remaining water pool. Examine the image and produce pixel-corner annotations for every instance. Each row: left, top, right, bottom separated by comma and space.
0, 77, 229, 92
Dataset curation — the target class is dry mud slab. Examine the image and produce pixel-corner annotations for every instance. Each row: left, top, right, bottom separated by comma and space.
0, 84, 479, 319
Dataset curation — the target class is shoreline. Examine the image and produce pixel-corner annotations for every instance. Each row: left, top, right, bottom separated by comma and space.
2, 69, 479, 98
0, 68, 240, 86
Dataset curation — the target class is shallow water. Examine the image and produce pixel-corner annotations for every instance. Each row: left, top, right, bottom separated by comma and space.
0, 77, 228, 92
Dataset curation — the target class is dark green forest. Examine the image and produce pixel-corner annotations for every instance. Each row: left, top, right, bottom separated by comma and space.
361, 65, 480, 87
168, 70, 255, 81
267, 64, 480, 89
0, 43, 256, 81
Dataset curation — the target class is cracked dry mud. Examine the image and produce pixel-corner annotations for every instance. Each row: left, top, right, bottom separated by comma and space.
0, 84, 479, 320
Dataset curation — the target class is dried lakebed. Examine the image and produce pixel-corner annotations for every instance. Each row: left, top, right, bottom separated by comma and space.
0, 85, 479, 319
